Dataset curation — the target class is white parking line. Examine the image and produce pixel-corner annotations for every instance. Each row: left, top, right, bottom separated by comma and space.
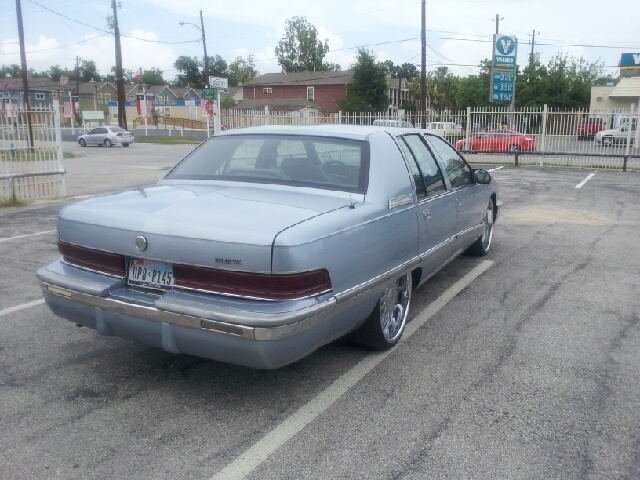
575, 173, 596, 189
0, 299, 45, 318
0, 230, 56, 243
488, 166, 504, 172
209, 260, 494, 480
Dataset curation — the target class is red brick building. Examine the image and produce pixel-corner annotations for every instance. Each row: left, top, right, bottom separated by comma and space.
242, 71, 354, 113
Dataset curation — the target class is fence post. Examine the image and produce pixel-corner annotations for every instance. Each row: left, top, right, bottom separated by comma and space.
52, 99, 66, 197
8, 176, 15, 201
514, 152, 519, 167
625, 103, 635, 157
465, 106, 471, 147
623, 156, 628, 172
540, 104, 548, 153
265, 105, 270, 126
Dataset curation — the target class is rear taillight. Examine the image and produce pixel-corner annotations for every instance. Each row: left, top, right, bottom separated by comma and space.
58, 241, 126, 276
116, 133, 122, 137
173, 264, 332, 300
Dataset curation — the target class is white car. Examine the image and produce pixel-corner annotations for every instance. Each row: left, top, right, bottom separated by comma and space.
594, 122, 637, 146
78, 126, 134, 147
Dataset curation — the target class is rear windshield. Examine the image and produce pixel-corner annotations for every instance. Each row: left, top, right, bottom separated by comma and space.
166, 134, 370, 193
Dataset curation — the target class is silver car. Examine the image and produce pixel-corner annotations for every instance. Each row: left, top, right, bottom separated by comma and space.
78, 126, 134, 147
594, 122, 637, 146
39, 125, 499, 369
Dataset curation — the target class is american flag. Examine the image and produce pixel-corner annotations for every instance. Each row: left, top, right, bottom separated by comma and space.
135, 68, 143, 81
136, 94, 154, 117
60, 75, 69, 85
63, 96, 79, 117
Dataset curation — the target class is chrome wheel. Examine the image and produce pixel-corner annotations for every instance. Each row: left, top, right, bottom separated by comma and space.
482, 199, 494, 251
379, 273, 411, 342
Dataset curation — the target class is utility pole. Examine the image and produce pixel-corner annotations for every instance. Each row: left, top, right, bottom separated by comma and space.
15, 0, 33, 148
75, 56, 80, 96
420, 0, 427, 119
529, 30, 538, 68
495, 14, 500, 35
111, 0, 127, 129
200, 10, 209, 87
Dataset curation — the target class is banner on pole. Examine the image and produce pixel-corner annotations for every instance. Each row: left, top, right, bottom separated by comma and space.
136, 94, 155, 117
63, 96, 79, 117
201, 99, 214, 117
1, 99, 19, 117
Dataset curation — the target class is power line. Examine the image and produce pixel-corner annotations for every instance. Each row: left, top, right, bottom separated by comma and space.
0, 32, 110, 55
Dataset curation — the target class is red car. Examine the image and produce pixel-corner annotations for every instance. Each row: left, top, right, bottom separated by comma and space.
455, 129, 536, 152
577, 117, 603, 139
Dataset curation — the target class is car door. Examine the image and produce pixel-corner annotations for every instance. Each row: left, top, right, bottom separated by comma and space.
85, 128, 98, 144
94, 127, 107, 144
424, 135, 488, 249
397, 134, 457, 278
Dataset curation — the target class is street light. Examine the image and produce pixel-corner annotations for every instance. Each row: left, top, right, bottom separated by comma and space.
179, 11, 209, 87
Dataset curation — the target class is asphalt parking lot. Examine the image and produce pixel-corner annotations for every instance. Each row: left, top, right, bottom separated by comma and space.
1, 144, 639, 479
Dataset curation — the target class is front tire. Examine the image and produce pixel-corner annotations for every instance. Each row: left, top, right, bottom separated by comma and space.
351, 273, 412, 350
104, 139, 112, 147
78, 138, 86, 147
508, 144, 521, 151
465, 198, 494, 256
461, 143, 473, 151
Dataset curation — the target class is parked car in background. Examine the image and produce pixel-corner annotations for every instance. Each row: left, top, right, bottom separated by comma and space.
577, 117, 603, 139
372, 119, 413, 128
594, 123, 637, 146
78, 126, 134, 147
39, 125, 499, 369
427, 122, 462, 137
455, 129, 535, 151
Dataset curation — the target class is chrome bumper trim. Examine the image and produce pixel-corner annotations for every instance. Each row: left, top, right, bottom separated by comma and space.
41, 280, 336, 342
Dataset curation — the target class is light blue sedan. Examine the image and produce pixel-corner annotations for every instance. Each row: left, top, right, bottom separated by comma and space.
39, 125, 499, 369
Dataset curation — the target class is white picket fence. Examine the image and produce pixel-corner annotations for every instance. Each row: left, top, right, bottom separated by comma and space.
0, 100, 65, 202
220, 105, 640, 169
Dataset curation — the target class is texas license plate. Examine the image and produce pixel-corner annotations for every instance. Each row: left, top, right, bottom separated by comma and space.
128, 258, 174, 290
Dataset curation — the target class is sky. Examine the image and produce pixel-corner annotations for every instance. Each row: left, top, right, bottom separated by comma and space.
1, 0, 639, 82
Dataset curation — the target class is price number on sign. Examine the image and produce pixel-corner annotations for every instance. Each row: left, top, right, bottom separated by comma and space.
497, 83, 513, 91
493, 93, 513, 102
494, 72, 514, 82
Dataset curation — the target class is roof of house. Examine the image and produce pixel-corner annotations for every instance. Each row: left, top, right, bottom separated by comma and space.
390, 78, 409, 90
244, 70, 354, 86
232, 97, 320, 111
608, 77, 640, 98
220, 86, 242, 100
0, 78, 117, 94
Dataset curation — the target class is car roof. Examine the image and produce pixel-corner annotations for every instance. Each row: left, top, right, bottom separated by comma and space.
216, 124, 435, 141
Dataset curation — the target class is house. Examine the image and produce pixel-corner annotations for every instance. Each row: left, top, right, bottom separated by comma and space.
220, 86, 243, 106
590, 54, 640, 114
389, 78, 410, 113
232, 97, 320, 113
242, 71, 354, 113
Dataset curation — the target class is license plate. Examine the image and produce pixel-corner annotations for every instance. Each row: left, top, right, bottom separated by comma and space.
128, 258, 174, 290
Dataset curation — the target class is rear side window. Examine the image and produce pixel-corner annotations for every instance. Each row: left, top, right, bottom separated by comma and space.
425, 135, 473, 188
401, 135, 446, 195
397, 138, 426, 199
166, 135, 369, 194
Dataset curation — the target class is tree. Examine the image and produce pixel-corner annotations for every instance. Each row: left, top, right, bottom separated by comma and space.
142, 68, 165, 85
174, 56, 204, 88
337, 48, 389, 112
455, 59, 492, 108
79, 60, 101, 82
384, 61, 418, 80
221, 97, 236, 109
227, 55, 258, 86
275, 16, 334, 72
0, 64, 22, 78
207, 55, 228, 78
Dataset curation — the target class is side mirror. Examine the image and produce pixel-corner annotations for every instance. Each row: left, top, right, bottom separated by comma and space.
473, 169, 492, 184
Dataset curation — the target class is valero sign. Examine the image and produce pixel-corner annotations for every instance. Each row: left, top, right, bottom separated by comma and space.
620, 53, 640, 70
490, 34, 517, 103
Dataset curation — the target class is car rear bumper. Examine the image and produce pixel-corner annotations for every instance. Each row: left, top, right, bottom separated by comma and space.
114, 137, 134, 144
37, 260, 388, 368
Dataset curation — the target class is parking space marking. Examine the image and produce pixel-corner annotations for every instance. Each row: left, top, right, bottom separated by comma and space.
0, 299, 45, 318
488, 166, 504, 172
209, 260, 494, 480
575, 173, 596, 189
0, 230, 56, 243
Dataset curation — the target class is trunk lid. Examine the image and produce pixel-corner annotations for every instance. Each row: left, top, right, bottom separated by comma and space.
59, 183, 351, 272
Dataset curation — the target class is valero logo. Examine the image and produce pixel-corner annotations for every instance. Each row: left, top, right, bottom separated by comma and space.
496, 36, 516, 55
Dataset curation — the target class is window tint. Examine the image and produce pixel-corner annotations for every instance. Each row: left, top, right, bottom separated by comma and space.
425, 135, 473, 188
397, 138, 425, 198
167, 135, 369, 193
402, 135, 446, 195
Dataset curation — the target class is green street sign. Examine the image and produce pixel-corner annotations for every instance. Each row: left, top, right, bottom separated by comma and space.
202, 87, 217, 99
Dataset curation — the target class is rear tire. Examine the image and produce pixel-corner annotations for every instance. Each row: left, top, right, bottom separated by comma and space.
351, 273, 412, 350
122, 143, 130, 147
78, 139, 86, 147
508, 144, 521, 151
104, 139, 112, 148
461, 143, 473, 151
465, 198, 494, 256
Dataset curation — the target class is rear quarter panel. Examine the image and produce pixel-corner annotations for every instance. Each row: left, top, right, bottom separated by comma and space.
271, 132, 419, 295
